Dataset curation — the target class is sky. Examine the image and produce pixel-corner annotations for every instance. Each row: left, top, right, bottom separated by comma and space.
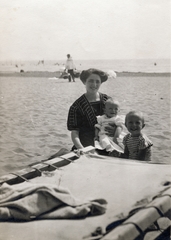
0, 0, 170, 61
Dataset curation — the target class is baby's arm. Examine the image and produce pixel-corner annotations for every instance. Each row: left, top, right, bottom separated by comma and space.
112, 116, 125, 143
113, 126, 122, 144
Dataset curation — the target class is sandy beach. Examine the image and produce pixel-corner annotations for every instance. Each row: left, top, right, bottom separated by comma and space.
0, 71, 170, 177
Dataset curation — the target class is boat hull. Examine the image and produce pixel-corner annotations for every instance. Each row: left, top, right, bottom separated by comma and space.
0, 147, 170, 240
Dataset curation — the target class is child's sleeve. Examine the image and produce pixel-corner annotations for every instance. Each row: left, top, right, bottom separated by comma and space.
144, 147, 152, 161
139, 135, 153, 150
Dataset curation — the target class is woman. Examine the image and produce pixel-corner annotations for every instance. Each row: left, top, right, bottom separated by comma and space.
67, 68, 115, 150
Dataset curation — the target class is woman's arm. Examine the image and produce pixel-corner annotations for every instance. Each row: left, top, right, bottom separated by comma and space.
94, 120, 101, 141
94, 127, 100, 141
71, 130, 84, 150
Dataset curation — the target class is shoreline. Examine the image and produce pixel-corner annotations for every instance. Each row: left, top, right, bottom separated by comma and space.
0, 71, 170, 78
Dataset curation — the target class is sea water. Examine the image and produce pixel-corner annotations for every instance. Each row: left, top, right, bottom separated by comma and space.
0, 59, 170, 177
0, 58, 170, 73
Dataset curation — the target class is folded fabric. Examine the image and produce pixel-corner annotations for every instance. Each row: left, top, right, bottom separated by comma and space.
0, 182, 107, 221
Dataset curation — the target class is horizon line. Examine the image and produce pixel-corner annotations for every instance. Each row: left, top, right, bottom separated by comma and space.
0, 58, 170, 62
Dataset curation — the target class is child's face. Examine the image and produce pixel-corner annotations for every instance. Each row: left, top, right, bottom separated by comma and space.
105, 103, 120, 118
125, 115, 145, 136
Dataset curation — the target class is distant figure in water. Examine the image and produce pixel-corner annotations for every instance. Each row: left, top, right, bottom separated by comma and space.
121, 111, 153, 161
154, 62, 157, 66
65, 54, 76, 82
37, 60, 44, 65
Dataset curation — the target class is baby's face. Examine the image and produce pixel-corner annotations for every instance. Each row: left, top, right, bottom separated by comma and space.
125, 115, 144, 136
105, 103, 120, 118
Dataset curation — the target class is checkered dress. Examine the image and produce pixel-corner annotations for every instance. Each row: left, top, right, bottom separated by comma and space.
67, 93, 110, 147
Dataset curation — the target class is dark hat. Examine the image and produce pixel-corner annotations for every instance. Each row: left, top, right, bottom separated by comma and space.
80, 68, 108, 83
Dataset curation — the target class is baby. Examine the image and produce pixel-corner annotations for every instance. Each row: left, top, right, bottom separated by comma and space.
122, 111, 153, 161
95, 98, 124, 153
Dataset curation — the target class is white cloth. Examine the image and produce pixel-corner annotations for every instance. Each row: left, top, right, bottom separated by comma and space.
0, 182, 107, 221
65, 57, 75, 70
95, 115, 125, 152
95, 115, 124, 135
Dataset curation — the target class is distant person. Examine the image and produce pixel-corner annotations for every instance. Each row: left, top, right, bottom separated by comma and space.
67, 68, 117, 151
94, 98, 124, 153
122, 111, 153, 161
65, 54, 76, 82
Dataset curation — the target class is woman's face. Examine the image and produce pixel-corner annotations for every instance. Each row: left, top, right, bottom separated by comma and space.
85, 74, 102, 93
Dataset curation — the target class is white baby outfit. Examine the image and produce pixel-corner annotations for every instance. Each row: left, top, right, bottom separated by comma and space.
95, 115, 124, 152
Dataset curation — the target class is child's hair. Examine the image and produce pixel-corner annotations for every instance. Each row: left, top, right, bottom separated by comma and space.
125, 111, 145, 125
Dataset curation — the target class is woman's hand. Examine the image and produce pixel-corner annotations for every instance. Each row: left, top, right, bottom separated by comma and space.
74, 149, 84, 158
94, 136, 99, 141
105, 123, 117, 137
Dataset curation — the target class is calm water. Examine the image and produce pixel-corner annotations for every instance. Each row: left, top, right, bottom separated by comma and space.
0, 74, 170, 177
0, 58, 170, 73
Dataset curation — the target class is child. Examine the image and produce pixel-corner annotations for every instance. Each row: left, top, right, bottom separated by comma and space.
122, 111, 153, 161
94, 98, 124, 153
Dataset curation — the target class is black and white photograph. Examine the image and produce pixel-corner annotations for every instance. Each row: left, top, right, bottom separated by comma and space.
0, 0, 170, 239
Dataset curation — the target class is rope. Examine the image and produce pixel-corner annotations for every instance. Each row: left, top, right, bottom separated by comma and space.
59, 156, 74, 162
10, 173, 29, 182
31, 167, 42, 176
42, 162, 60, 170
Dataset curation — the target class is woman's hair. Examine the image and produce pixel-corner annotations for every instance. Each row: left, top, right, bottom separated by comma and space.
80, 68, 108, 83
125, 111, 145, 125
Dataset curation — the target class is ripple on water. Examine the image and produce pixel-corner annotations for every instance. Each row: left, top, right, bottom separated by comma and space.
150, 134, 170, 140
163, 131, 170, 136
13, 147, 28, 154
